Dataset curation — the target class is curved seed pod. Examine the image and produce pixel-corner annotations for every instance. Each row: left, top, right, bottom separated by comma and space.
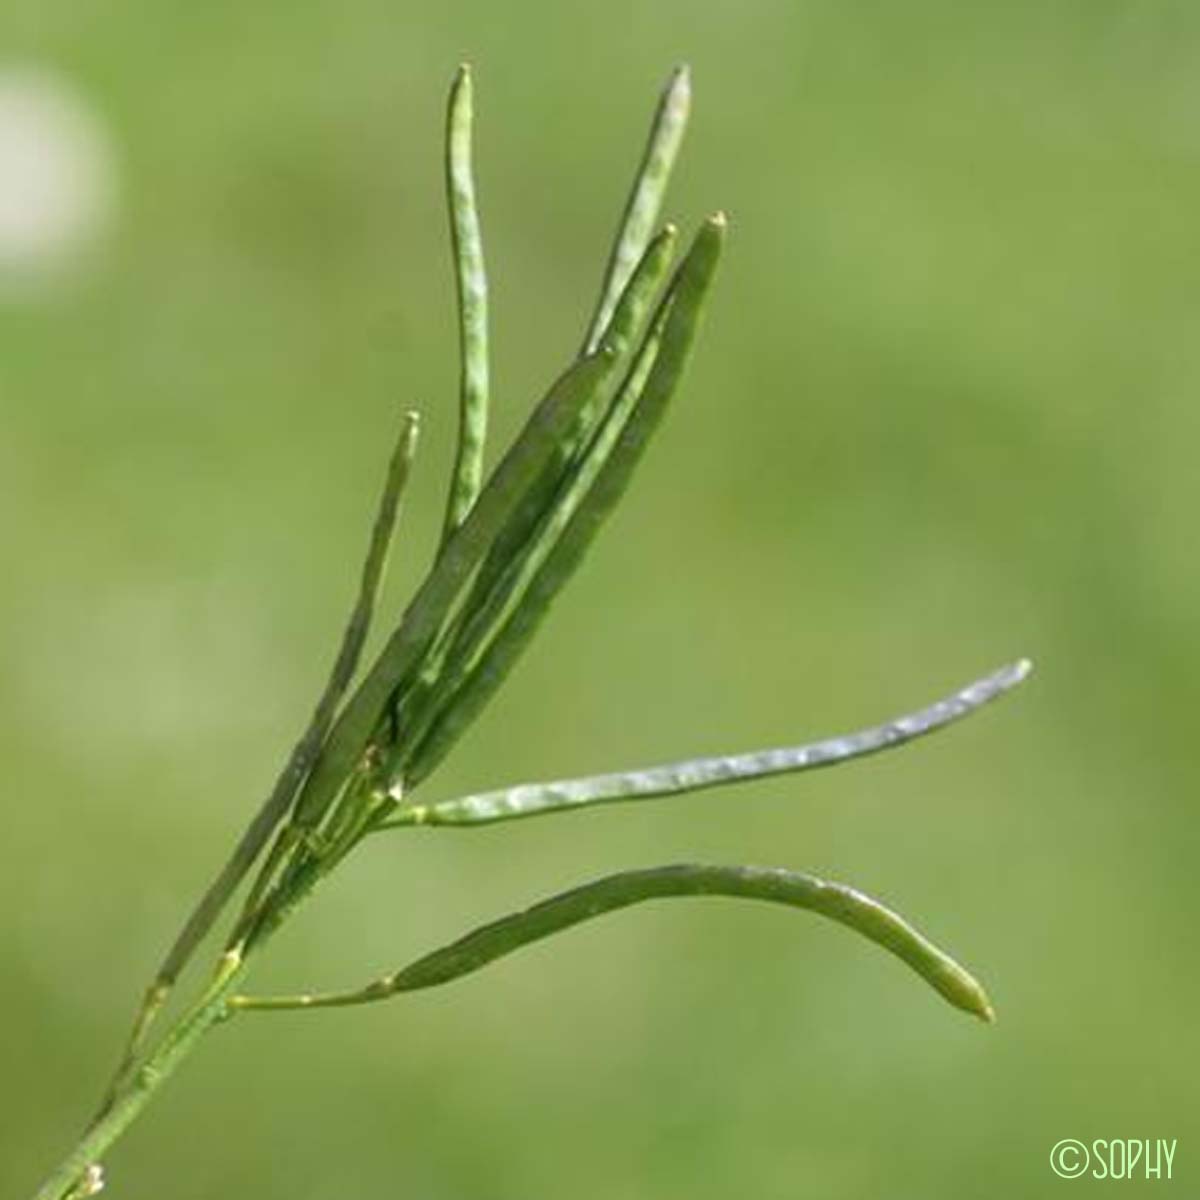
391, 659, 1031, 826
582, 65, 691, 353
105, 411, 421, 1099
290, 348, 617, 829
228, 863, 994, 1022
403, 215, 726, 785
441, 65, 490, 545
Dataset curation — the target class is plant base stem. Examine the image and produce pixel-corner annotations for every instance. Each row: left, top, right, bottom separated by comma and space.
30, 953, 246, 1200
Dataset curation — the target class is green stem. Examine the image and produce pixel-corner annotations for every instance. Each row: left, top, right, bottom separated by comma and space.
32, 815, 351, 1200
30, 953, 247, 1200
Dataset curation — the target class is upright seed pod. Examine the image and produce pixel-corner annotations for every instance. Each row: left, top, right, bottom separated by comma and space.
441, 65, 490, 545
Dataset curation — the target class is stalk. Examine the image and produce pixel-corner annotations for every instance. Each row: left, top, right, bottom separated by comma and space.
24, 63, 1031, 1198
31, 956, 246, 1200
31, 847, 336, 1200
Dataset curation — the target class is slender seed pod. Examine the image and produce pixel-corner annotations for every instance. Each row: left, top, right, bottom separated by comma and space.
389, 660, 1031, 826
444, 224, 678, 656
396, 226, 681, 764
441, 65, 490, 545
105, 410, 420, 1099
403, 216, 726, 785
157, 410, 420, 977
582, 65, 691, 353
229, 863, 995, 1022
289, 349, 617, 829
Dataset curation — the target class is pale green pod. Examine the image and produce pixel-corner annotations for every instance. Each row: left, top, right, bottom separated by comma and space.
389, 660, 1031, 826
441, 65, 490, 544
570, 221, 679, 450
112, 411, 420, 1088
228, 863, 994, 1022
444, 224, 678, 654
395, 227, 681, 766
402, 216, 725, 785
582, 65, 691, 353
290, 349, 617, 829
430, 88, 682, 676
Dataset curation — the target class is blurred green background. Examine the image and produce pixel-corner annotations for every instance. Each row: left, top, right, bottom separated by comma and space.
3, 1, 1197, 1196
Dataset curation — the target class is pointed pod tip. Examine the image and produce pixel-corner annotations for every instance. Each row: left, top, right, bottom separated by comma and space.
451, 63, 473, 99
393, 411, 421, 468
676, 213, 728, 287
976, 995, 997, 1024
664, 64, 691, 115
996, 657, 1034, 691
954, 973, 996, 1023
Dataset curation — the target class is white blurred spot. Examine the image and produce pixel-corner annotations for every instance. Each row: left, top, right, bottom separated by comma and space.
0, 65, 117, 286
